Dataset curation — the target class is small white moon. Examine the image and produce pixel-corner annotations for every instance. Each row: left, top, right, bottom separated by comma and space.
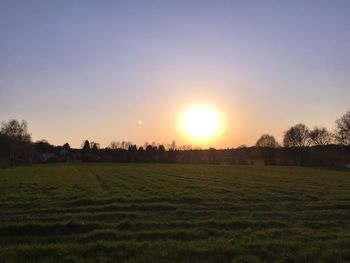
138, 121, 143, 125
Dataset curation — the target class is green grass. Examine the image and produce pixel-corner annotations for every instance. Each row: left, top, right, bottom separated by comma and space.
0, 163, 350, 262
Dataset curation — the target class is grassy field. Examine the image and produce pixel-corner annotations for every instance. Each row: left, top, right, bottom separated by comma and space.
0, 164, 350, 262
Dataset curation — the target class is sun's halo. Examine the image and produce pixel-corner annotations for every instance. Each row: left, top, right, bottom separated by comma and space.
180, 103, 223, 142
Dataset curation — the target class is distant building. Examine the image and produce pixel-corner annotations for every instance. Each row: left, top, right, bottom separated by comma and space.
39, 153, 56, 162
59, 148, 69, 156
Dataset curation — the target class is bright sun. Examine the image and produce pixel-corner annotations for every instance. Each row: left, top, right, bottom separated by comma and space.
180, 103, 223, 141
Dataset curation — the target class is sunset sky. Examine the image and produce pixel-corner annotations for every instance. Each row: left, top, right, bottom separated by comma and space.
1, 0, 349, 148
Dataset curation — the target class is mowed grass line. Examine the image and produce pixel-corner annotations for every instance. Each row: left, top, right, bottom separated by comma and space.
0, 163, 350, 262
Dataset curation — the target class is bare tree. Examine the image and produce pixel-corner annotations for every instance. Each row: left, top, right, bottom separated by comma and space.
256, 134, 279, 148
168, 140, 177, 151
283, 123, 309, 147
109, 141, 118, 150
1, 119, 31, 142
335, 110, 350, 145
0, 119, 32, 165
308, 127, 333, 146
120, 141, 126, 150
180, 144, 192, 150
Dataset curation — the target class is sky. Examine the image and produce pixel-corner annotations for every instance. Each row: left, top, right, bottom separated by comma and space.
0, 0, 349, 148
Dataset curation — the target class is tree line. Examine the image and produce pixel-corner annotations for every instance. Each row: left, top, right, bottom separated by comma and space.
0, 111, 349, 168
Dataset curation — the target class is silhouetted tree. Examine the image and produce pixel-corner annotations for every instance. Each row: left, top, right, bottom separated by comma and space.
0, 134, 11, 167
35, 140, 54, 153
167, 140, 177, 162
308, 127, 333, 146
90, 142, 100, 154
1, 119, 31, 142
283, 124, 309, 147
120, 141, 132, 150
180, 144, 192, 150
127, 144, 138, 162
256, 134, 279, 148
255, 134, 278, 165
0, 119, 32, 165
81, 140, 90, 154
158, 144, 166, 162
63, 143, 71, 150
109, 141, 119, 150
208, 147, 218, 163
158, 145, 166, 152
335, 110, 350, 145
168, 140, 177, 151
144, 144, 157, 162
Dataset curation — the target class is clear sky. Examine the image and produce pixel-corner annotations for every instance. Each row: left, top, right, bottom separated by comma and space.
1, 0, 349, 148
